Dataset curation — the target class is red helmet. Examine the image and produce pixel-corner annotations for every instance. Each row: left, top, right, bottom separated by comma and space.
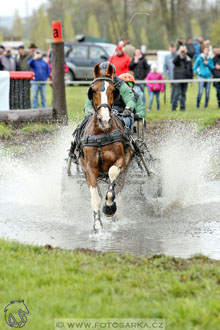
119, 73, 135, 84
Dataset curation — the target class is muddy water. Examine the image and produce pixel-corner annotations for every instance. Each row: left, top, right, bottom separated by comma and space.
0, 123, 220, 259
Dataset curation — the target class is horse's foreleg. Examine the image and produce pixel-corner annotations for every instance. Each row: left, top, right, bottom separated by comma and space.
86, 167, 102, 233
90, 186, 102, 232
103, 164, 121, 217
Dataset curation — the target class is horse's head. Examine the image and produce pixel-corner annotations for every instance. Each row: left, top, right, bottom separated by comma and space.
88, 63, 120, 130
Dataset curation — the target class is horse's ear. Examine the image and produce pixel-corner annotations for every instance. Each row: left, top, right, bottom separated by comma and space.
88, 87, 94, 100
106, 64, 114, 78
94, 64, 100, 78
113, 87, 120, 100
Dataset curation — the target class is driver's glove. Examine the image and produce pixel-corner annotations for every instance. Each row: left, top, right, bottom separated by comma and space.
122, 109, 132, 117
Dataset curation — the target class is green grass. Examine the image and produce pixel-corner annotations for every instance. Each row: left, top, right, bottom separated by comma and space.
0, 239, 220, 330
0, 122, 58, 140
0, 123, 13, 139
46, 84, 87, 123
22, 122, 59, 134
144, 83, 220, 130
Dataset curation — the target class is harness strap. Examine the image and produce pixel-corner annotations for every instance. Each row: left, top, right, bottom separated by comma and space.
95, 103, 112, 112
90, 77, 114, 113
81, 129, 129, 149
98, 145, 103, 170
96, 138, 103, 170
92, 77, 114, 84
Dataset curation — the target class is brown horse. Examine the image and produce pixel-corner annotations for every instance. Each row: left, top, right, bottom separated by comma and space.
79, 64, 132, 232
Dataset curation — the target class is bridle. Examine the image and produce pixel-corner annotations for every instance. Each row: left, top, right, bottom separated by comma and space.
89, 77, 115, 114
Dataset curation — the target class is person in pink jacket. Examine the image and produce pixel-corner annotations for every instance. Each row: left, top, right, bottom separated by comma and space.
145, 63, 165, 111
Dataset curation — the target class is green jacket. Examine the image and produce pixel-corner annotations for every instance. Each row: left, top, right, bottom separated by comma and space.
17, 52, 33, 71
134, 91, 146, 118
84, 76, 135, 116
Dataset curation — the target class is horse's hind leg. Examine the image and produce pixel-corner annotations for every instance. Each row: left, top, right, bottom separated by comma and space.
103, 165, 120, 217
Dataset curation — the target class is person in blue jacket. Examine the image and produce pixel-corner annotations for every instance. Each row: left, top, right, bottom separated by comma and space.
28, 49, 50, 108
193, 37, 201, 60
193, 45, 214, 109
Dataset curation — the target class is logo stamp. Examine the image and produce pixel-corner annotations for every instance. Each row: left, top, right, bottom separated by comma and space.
4, 300, 29, 328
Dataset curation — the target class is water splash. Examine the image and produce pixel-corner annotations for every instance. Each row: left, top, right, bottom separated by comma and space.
1, 122, 220, 215
0, 127, 73, 210
1, 122, 220, 258
155, 122, 220, 209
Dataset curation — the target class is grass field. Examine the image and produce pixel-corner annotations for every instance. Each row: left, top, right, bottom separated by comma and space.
0, 239, 220, 330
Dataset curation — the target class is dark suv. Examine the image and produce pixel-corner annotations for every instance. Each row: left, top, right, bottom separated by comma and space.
64, 42, 116, 81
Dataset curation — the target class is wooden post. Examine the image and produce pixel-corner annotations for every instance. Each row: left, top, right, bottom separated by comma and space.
52, 21, 68, 124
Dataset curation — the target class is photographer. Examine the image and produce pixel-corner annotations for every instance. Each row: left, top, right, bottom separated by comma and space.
185, 38, 195, 59
28, 49, 50, 109
172, 45, 193, 111
129, 49, 150, 105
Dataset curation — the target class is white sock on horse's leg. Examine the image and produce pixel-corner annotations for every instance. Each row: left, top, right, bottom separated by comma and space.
90, 187, 101, 213
109, 165, 120, 182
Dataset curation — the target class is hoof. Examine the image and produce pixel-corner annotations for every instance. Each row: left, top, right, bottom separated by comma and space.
103, 202, 117, 217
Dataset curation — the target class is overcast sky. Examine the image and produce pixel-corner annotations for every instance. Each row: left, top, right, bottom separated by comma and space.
1, 0, 47, 17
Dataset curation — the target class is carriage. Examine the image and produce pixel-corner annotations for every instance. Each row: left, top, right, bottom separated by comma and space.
62, 63, 161, 233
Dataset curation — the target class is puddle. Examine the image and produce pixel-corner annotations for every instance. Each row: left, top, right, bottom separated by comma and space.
0, 123, 220, 259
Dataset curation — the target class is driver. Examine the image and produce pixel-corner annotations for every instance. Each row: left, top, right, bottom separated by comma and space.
84, 62, 135, 128
119, 73, 146, 120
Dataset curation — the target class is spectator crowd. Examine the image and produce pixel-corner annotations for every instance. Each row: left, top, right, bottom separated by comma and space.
0, 43, 50, 109
0, 36, 220, 112
109, 38, 220, 112
163, 37, 220, 111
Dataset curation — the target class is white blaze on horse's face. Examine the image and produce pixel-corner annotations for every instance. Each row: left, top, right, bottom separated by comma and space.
100, 81, 111, 129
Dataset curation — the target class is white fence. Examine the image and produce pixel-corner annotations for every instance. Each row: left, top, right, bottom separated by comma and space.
32, 78, 220, 85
